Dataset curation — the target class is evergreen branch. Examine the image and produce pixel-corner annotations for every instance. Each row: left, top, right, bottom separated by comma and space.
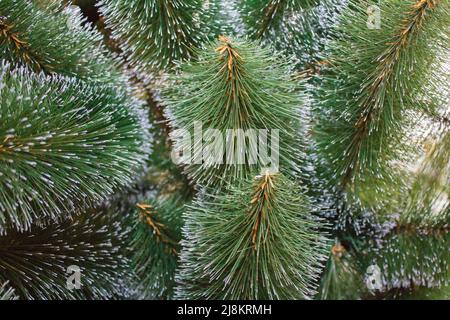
0, 18, 52, 74
238, 0, 343, 70
99, 0, 208, 73
0, 62, 150, 232
317, 242, 365, 300
314, 0, 449, 211
0, 207, 130, 300
162, 37, 305, 189
256, 0, 290, 38
249, 172, 277, 249
241, 0, 321, 39
136, 203, 179, 254
94, 2, 194, 198
128, 197, 183, 299
93, 10, 173, 146
0, 0, 118, 82
341, 0, 440, 186
175, 174, 328, 299
215, 35, 244, 80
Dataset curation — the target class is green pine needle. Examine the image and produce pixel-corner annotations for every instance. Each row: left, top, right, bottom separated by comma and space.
318, 242, 365, 300
239, 0, 321, 39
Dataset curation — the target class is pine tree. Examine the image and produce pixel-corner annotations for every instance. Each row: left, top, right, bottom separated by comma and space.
0, 0, 448, 301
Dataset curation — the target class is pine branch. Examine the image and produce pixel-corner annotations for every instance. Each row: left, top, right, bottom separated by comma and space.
341, 0, 441, 186
238, 0, 344, 70
401, 129, 449, 228
127, 197, 184, 299
364, 231, 450, 293
314, 0, 449, 210
317, 241, 365, 299
0, 207, 130, 300
175, 173, 328, 299
162, 37, 305, 188
0, 0, 117, 82
99, 0, 209, 73
136, 203, 180, 254
0, 62, 150, 232
240, 0, 321, 38
90, 7, 170, 134
0, 18, 52, 74
93, 6, 195, 198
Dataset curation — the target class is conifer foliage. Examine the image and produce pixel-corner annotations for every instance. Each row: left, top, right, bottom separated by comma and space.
0, 0, 448, 301
240, 0, 320, 39
163, 37, 304, 188
0, 0, 116, 81
99, 0, 208, 72
0, 0, 150, 299
0, 208, 129, 299
312, 0, 449, 299
0, 63, 148, 232
314, 0, 449, 212
176, 173, 327, 299
128, 197, 184, 299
